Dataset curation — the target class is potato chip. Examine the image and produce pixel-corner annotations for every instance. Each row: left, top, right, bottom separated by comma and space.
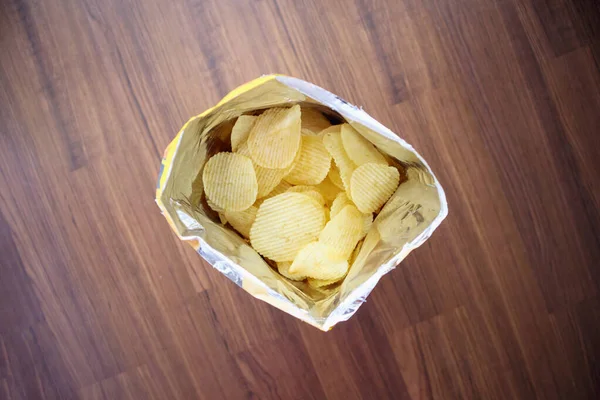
350, 163, 400, 213
224, 205, 258, 238
340, 124, 387, 166
307, 277, 343, 288
349, 239, 364, 265
323, 130, 356, 192
248, 105, 301, 169
319, 204, 364, 260
218, 213, 228, 225
255, 180, 293, 208
330, 192, 352, 218
289, 242, 349, 280
360, 213, 373, 240
314, 177, 341, 204
301, 108, 331, 133
286, 186, 326, 206
264, 180, 292, 199
324, 207, 330, 222
231, 115, 256, 152
284, 135, 331, 185
327, 161, 345, 190
203, 152, 257, 212
207, 198, 225, 213
250, 193, 326, 262
319, 125, 342, 136
237, 142, 287, 198
301, 128, 318, 136
330, 192, 372, 239
277, 261, 307, 281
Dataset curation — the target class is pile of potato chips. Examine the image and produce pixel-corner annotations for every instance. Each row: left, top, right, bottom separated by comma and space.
202, 105, 401, 290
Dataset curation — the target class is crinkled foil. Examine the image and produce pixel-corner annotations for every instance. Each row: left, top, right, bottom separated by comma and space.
156, 76, 448, 331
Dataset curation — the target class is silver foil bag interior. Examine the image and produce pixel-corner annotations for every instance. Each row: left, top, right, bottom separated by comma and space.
156, 76, 448, 330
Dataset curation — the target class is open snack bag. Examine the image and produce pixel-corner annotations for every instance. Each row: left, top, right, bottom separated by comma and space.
156, 75, 447, 330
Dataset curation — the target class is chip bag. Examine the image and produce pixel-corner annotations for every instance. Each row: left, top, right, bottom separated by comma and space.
156, 75, 448, 330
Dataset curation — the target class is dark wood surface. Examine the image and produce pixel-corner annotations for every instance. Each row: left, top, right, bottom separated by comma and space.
1, 0, 599, 398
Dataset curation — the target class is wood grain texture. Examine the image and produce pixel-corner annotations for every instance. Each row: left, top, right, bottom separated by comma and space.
1, 0, 599, 398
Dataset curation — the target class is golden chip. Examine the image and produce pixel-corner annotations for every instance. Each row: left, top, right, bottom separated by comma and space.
301, 128, 318, 136
349, 239, 364, 264
286, 186, 326, 206
248, 105, 301, 169
330, 192, 352, 218
224, 205, 258, 239
319, 204, 364, 260
340, 124, 387, 166
231, 115, 256, 152
237, 142, 287, 198
307, 277, 343, 288
207, 198, 225, 213
203, 152, 257, 212
218, 213, 228, 225
324, 207, 330, 222
289, 242, 349, 280
330, 192, 372, 239
283, 140, 303, 175
323, 130, 356, 192
319, 125, 342, 136
284, 135, 331, 185
327, 161, 345, 190
264, 180, 292, 199
360, 213, 373, 240
277, 261, 307, 281
350, 163, 400, 213
314, 177, 341, 204
250, 193, 326, 262
255, 180, 293, 208
301, 108, 331, 133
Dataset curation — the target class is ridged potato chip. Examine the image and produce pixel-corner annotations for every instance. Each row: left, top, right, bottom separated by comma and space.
224, 206, 258, 238
218, 213, 228, 225
287, 185, 326, 206
277, 261, 307, 281
248, 105, 301, 169
250, 193, 326, 262
301, 108, 331, 134
350, 163, 400, 213
327, 161, 345, 190
207, 198, 225, 213
340, 124, 387, 166
360, 213, 373, 240
314, 177, 342, 204
289, 242, 349, 280
330, 192, 372, 239
301, 128, 318, 137
330, 192, 352, 218
237, 142, 286, 198
307, 277, 343, 288
349, 238, 364, 265
264, 180, 292, 199
319, 125, 342, 136
323, 130, 356, 192
324, 207, 330, 222
203, 152, 258, 212
231, 115, 256, 152
284, 135, 331, 185
255, 180, 293, 208
319, 204, 364, 260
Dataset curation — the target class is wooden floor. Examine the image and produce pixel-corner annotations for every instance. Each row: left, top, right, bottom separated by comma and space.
1, 0, 599, 398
